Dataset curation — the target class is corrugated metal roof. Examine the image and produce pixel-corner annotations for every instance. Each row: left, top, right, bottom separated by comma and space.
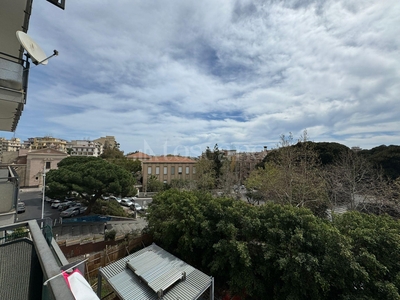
100, 243, 212, 300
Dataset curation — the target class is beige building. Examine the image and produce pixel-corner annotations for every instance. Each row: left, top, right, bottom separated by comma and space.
93, 136, 117, 149
1, 137, 21, 152
24, 136, 67, 153
66, 140, 103, 157
142, 156, 197, 190
1, 148, 67, 187
25, 148, 68, 187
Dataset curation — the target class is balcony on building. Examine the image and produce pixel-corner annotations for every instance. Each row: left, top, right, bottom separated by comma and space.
0, 0, 32, 132
0, 166, 19, 226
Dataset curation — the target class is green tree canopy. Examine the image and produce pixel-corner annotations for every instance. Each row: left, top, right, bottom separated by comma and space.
360, 145, 400, 180
146, 175, 164, 192
46, 156, 135, 212
100, 147, 125, 159
147, 189, 400, 299
246, 133, 328, 216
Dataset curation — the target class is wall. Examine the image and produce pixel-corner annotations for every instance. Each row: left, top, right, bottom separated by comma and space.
59, 234, 153, 279
142, 161, 197, 189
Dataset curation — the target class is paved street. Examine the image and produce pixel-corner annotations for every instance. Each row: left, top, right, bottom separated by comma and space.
17, 189, 60, 222
16, 189, 153, 224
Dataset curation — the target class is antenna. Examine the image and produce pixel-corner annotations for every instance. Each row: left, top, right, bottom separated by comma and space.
16, 31, 59, 65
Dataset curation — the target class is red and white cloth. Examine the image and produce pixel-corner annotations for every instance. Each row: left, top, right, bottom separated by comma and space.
62, 269, 99, 300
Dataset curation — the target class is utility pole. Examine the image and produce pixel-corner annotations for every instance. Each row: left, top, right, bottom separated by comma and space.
41, 163, 46, 219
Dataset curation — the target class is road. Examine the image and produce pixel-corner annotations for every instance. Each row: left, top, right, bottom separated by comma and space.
134, 197, 153, 209
16, 190, 153, 223
16, 190, 60, 222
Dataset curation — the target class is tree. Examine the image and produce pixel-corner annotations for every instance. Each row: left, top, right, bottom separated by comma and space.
46, 156, 135, 213
108, 158, 142, 174
219, 157, 239, 195
334, 211, 400, 299
201, 144, 225, 188
195, 156, 216, 190
100, 147, 124, 159
146, 175, 164, 192
169, 178, 196, 190
325, 150, 375, 210
148, 189, 400, 299
245, 132, 328, 216
360, 145, 400, 180
102, 149, 142, 184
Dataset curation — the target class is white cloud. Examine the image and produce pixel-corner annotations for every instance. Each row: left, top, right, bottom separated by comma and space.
6, 0, 399, 155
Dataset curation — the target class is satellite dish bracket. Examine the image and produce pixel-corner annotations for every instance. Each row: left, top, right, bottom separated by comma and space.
35, 50, 59, 65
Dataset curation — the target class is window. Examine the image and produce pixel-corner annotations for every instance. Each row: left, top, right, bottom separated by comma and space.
193, 166, 196, 174
186, 166, 190, 174
164, 166, 168, 175
171, 167, 175, 175
156, 167, 160, 175
178, 167, 182, 174
147, 166, 152, 174
46, 161, 51, 169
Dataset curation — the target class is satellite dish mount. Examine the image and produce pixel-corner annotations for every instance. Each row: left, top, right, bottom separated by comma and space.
16, 31, 58, 65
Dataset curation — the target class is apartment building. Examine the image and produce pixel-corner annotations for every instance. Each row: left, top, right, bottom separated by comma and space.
66, 139, 103, 157
93, 135, 117, 149
142, 156, 197, 189
0, 137, 21, 152
24, 136, 67, 152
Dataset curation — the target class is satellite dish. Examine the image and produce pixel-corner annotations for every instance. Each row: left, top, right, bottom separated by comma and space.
16, 31, 57, 65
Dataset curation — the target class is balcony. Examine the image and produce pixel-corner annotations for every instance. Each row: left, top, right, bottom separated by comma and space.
0, 56, 28, 132
0, 220, 75, 300
0, 0, 32, 132
0, 166, 19, 226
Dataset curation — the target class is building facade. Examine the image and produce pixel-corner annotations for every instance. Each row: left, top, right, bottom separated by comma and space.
0, 137, 21, 152
24, 136, 67, 152
142, 156, 197, 190
93, 136, 117, 149
66, 140, 103, 157
24, 148, 68, 187
0, 0, 32, 132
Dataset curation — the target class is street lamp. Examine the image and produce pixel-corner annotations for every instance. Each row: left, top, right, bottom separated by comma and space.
41, 164, 46, 219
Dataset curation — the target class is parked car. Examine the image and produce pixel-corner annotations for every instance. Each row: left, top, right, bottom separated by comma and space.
58, 201, 74, 211
79, 206, 88, 214
130, 202, 142, 211
60, 206, 81, 218
51, 200, 62, 209
110, 196, 122, 203
17, 202, 25, 213
120, 198, 133, 207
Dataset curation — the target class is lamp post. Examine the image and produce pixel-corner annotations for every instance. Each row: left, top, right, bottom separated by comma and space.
41, 163, 46, 219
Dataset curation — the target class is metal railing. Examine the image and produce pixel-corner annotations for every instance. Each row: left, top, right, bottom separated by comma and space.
0, 220, 75, 300
0, 166, 19, 224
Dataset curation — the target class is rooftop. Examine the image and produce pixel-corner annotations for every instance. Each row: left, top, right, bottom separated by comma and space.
144, 156, 197, 163
99, 243, 214, 300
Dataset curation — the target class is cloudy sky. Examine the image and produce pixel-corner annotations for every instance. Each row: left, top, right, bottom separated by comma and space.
5, 0, 400, 156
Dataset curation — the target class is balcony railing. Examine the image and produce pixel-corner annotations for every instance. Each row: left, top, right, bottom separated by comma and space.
0, 54, 29, 131
0, 166, 19, 225
0, 220, 75, 300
